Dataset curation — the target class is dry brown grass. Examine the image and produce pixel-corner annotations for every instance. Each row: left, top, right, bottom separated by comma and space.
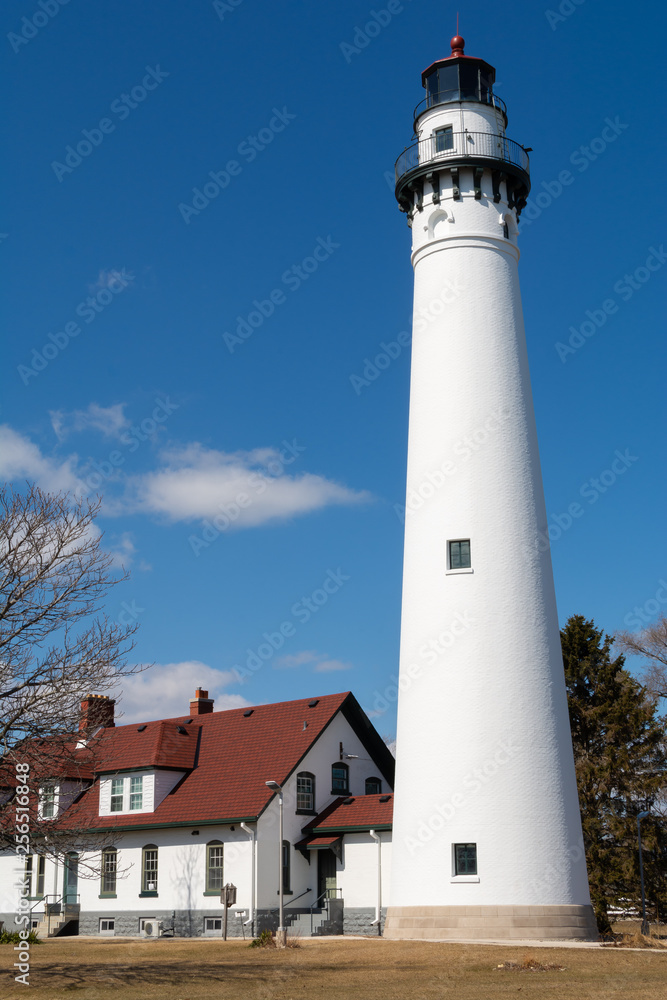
1, 935, 666, 1000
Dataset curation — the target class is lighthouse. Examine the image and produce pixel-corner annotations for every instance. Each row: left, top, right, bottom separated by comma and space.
384, 37, 597, 941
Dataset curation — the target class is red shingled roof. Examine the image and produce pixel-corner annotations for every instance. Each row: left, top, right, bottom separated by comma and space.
305, 793, 394, 833
54, 691, 394, 832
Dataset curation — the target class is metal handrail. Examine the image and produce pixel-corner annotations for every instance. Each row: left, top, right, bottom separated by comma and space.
395, 131, 530, 185
309, 886, 342, 936
414, 90, 507, 121
267, 886, 312, 915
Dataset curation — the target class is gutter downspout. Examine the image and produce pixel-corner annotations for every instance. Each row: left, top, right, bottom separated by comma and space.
369, 829, 382, 935
240, 822, 256, 935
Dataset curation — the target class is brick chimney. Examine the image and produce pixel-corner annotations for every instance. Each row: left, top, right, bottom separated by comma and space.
190, 688, 214, 715
79, 694, 115, 731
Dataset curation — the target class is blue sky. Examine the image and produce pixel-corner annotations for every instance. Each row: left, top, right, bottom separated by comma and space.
3, 0, 665, 729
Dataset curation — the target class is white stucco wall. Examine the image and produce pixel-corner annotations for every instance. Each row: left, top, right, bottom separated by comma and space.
337, 832, 392, 910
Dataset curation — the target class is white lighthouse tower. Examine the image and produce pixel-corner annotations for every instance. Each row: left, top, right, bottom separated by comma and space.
384, 36, 597, 941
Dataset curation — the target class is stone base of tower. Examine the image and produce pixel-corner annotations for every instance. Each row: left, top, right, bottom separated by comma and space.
383, 905, 598, 942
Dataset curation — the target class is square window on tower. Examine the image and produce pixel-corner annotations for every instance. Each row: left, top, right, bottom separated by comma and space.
448, 539, 471, 570
454, 843, 477, 876
434, 126, 454, 153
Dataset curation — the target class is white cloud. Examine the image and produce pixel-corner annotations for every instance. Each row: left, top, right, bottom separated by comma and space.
131, 442, 371, 527
274, 650, 321, 669
91, 268, 129, 291
106, 531, 135, 569
313, 659, 353, 673
114, 661, 250, 724
50, 403, 129, 441
274, 650, 353, 673
0, 424, 83, 494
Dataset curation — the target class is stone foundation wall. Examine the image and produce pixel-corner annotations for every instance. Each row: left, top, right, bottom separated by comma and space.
78, 909, 250, 938
343, 907, 387, 936
384, 904, 599, 941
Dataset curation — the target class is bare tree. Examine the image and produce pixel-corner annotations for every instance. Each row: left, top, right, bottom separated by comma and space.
616, 614, 667, 701
0, 483, 142, 749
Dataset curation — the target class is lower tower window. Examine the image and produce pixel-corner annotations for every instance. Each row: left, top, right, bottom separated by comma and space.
454, 843, 477, 875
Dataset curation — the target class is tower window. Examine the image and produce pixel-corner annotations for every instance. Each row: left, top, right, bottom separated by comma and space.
454, 843, 477, 875
503, 222, 509, 239
434, 126, 454, 153
448, 539, 471, 569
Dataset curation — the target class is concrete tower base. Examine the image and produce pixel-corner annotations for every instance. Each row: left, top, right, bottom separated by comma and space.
384, 905, 599, 941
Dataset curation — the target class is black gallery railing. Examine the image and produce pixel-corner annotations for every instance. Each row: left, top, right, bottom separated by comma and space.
395, 132, 530, 185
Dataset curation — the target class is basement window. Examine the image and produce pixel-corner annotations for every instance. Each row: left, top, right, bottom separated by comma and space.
99, 918, 115, 935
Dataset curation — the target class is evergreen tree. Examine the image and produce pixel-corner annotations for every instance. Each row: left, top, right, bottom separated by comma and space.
561, 615, 667, 934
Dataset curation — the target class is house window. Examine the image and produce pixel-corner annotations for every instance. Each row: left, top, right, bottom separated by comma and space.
296, 772, 315, 812
101, 848, 117, 894
435, 125, 454, 152
24, 856, 32, 896
454, 843, 477, 875
448, 539, 471, 569
365, 777, 382, 795
142, 845, 158, 892
129, 776, 143, 811
206, 841, 224, 892
36, 856, 45, 897
40, 784, 55, 819
99, 918, 115, 935
110, 778, 124, 812
331, 763, 349, 794
282, 840, 291, 893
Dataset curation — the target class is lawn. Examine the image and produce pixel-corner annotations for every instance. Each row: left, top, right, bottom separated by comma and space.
1, 936, 666, 1000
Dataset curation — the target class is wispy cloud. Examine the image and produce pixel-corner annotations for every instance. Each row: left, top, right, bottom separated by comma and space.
114, 661, 250, 724
274, 650, 354, 673
50, 402, 129, 441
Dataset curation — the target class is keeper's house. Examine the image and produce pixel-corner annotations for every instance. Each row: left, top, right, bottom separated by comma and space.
0, 690, 394, 938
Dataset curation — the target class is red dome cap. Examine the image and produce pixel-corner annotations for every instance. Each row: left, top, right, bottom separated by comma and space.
450, 35, 465, 57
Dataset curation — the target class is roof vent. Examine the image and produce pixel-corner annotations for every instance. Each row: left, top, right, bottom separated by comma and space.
243, 709, 254, 717
176, 725, 188, 735
137, 725, 147, 732
379, 794, 391, 803
308, 699, 319, 708
343, 796, 355, 805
